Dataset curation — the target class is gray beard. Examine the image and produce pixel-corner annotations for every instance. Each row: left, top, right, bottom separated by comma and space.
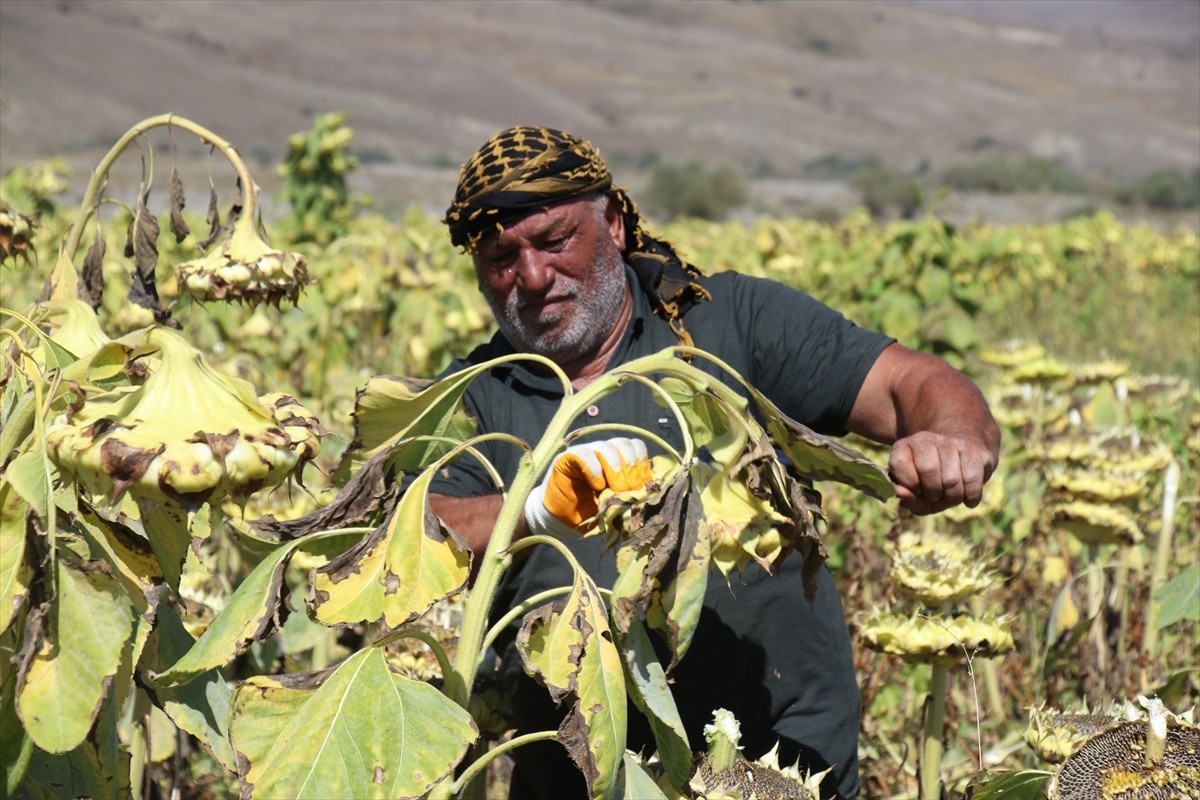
483, 243, 628, 363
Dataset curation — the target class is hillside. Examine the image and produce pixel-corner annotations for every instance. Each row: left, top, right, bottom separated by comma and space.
1, 0, 1198, 223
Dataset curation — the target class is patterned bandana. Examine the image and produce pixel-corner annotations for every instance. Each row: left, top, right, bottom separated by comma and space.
444, 126, 710, 346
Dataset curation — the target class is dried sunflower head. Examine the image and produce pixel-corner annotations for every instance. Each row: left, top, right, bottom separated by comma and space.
175, 222, 309, 306
1044, 467, 1146, 504
858, 609, 1014, 664
1049, 501, 1143, 547
1046, 705, 1200, 799
990, 384, 1071, 430
46, 327, 321, 510
1004, 357, 1070, 386
1085, 428, 1173, 474
980, 341, 1046, 368
1065, 360, 1130, 387
39, 299, 111, 360
0, 206, 36, 264
889, 530, 995, 606
1025, 705, 1119, 764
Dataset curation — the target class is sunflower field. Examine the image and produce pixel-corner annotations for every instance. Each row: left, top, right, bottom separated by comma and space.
1, 115, 1197, 800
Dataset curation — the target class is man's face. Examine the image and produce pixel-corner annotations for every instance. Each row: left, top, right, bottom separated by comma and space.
473, 195, 628, 363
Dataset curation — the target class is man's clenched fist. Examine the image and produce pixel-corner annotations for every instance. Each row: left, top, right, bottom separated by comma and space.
525, 437, 652, 536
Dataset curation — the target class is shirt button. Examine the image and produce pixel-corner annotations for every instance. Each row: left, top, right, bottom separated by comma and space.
586, 404, 600, 417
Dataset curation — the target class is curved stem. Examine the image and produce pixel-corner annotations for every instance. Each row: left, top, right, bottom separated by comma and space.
50, 114, 258, 297
448, 730, 558, 795
447, 370, 628, 709
375, 628, 454, 686
479, 586, 573, 660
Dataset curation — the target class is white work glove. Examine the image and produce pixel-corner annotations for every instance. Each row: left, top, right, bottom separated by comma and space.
524, 437, 653, 537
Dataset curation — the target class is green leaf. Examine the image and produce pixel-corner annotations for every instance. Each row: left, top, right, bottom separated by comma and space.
620, 752, 670, 800
76, 502, 162, 614
1154, 562, 1200, 629
618, 615, 691, 789
149, 529, 362, 688
18, 740, 128, 800
962, 769, 1052, 799
229, 646, 477, 799
1150, 665, 1200, 708
519, 570, 627, 798
339, 354, 535, 479
646, 471, 709, 671
137, 502, 193, 591
4, 449, 52, 528
16, 559, 135, 753
2, 642, 34, 797
0, 480, 32, 634
310, 466, 470, 628
872, 291, 922, 343
631, 349, 894, 499
748, 394, 894, 501
141, 603, 236, 771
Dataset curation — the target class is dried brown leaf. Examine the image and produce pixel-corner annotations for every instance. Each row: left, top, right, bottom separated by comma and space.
80, 227, 106, 310
198, 186, 222, 251
169, 166, 190, 244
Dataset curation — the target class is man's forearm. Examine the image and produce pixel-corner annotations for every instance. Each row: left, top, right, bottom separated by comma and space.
850, 343, 1000, 513
850, 343, 998, 451
430, 493, 527, 564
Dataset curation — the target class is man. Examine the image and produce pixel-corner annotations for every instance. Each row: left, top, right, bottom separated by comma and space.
428, 126, 999, 798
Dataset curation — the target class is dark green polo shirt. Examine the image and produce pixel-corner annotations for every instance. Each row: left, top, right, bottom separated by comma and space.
432, 267, 892, 799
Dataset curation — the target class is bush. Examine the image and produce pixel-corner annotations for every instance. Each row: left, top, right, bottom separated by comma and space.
938, 155, 1089, 194
850, 162, 922, 219
643, 159, 748, 220
1112, 166, 1200, 210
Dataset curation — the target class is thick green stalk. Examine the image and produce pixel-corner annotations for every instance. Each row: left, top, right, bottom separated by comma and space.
447, 350, 699, 710
920, 662, 949, 800
447, 371, 621, 710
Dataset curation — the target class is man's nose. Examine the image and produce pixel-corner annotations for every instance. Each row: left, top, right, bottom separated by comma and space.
514, 249, 554, 293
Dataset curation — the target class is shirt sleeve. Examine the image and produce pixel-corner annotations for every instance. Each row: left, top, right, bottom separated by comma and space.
700, 272, 894, 436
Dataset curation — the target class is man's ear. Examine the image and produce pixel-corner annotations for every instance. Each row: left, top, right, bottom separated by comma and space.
604, 195, 626, 251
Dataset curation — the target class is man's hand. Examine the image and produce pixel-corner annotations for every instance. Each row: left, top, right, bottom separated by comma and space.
525, 437, 652, 536
888, 431, 996, 515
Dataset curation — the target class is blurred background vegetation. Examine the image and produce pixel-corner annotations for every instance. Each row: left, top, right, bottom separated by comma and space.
2, 106, 1197, 800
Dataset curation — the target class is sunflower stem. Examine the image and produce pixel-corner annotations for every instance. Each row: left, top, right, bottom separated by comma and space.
1143, 459, 1180, 664
920, 662, 949, 800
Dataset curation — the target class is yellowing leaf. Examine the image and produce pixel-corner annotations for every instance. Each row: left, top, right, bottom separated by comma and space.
141, 603, 236, 771
150, 529, 362, 688
519, 571, 626, 799
17, 558, 134, 753
618, 615, 691, 788
0, 480, 32, 634
310, 467, 470, 628
340, 353, 536, 479
229, 646, 477, 799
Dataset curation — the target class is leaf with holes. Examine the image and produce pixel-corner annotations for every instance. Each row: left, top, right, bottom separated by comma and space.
309, 465, 470, 628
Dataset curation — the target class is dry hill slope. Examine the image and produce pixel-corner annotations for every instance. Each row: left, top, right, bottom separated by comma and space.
1, 0, 1197, 218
